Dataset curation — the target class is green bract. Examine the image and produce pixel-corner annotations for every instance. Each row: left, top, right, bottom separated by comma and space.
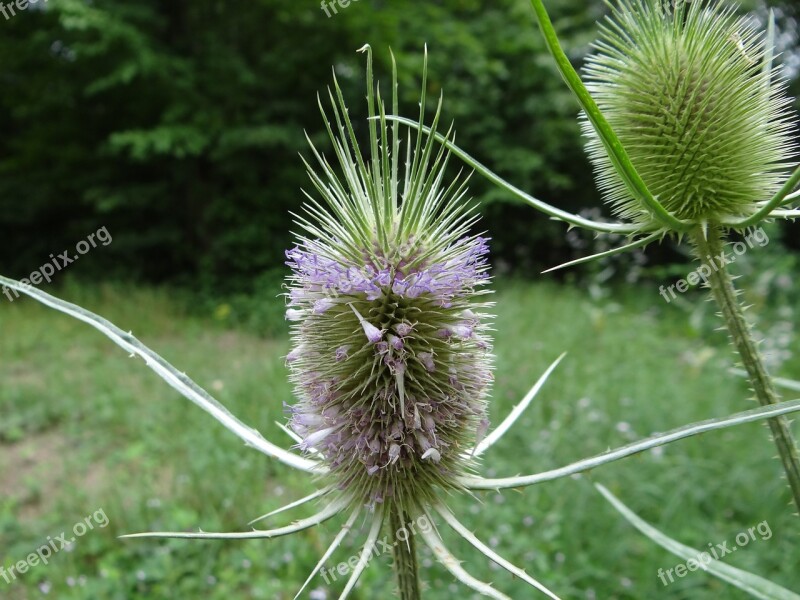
583, 0, 797, 224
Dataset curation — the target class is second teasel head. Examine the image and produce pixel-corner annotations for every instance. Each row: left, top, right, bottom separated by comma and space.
582, 0, 797, 226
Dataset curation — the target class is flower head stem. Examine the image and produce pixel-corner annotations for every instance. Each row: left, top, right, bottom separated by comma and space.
692, 226, 800, 515
391, 507, 421, 600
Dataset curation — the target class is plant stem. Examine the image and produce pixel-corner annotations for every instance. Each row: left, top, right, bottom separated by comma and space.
391, 507, 421, 600
693, 226, 800, 515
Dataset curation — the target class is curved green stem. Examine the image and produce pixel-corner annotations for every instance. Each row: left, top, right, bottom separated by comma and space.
461, 398, 800, 490
528, 0, 692, 233
693, 227, 800, 515
382, 115, 647, 235
391, 508, 421, 600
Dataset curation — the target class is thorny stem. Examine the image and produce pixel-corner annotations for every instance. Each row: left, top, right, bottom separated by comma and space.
391, 507, 421, 600
693, 226, 800, 515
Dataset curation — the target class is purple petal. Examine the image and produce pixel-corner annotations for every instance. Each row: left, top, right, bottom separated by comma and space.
418, 352, 436, 372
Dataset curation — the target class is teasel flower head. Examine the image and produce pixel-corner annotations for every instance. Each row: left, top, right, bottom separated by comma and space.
582, 0, 797, 226
285, 46, 493, 516
267, 49, 559, 600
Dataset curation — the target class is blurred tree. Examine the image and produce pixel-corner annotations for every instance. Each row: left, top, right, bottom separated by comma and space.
0, 0, 796, 294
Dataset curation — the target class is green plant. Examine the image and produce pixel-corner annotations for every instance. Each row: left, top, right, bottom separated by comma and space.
4, 1, 800, 598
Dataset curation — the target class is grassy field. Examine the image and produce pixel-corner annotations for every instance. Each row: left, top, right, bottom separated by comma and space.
1, 279, 799, 599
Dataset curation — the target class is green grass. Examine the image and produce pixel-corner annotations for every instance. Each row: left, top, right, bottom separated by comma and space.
1, 279, 799, 599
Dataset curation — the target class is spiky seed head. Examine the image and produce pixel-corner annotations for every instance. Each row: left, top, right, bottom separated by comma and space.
583, 0, 797, 225
285, 47, 493, 514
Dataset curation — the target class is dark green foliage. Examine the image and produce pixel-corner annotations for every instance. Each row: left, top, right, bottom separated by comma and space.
0, 0, 796, 297
0, 0, 606, 291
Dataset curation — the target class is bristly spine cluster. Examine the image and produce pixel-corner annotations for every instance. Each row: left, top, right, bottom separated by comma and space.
583, 0, 797, 225
284, 46, 493, 514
